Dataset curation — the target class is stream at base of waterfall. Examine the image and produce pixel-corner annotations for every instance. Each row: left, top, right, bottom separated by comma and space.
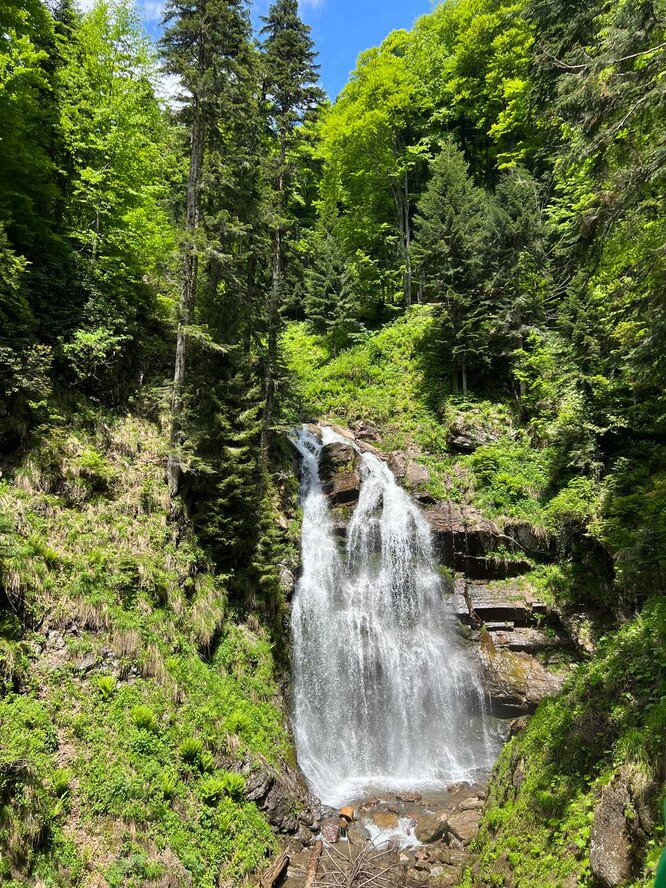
290, 424, 503, 831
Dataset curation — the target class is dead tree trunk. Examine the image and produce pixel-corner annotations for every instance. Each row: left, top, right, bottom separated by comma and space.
259, 850, 290, 888
304, 839, 323, 888
167, 78, 205, 499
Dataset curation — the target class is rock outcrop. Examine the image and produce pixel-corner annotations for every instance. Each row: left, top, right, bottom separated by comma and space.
590, 777, 633, 888
589, 767, 659, 888
424, 503, 536, 580
244, 759, 319, 838
476, 630, 566, 714
446, 414, 501, 452
320, 440, 361, 506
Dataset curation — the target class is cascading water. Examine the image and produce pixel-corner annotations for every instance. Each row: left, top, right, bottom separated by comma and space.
290, 425, 500, 807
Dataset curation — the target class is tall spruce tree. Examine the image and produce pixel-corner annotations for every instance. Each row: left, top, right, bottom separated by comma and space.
161, 0, 252, 496
413, 142, 494, 394
259, 0, 323, 452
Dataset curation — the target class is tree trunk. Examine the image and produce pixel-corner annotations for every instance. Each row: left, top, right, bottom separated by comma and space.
259, 850, 290, 888
167, 90, 205, 498
392, 174, 412, 308
462, 356, 468, 396
304, 840, 323, 888
261, 136, 286, 456
403, 170, 412, 307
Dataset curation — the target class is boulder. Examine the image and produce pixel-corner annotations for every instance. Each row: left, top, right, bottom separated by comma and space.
388, 451, 407, 482
372, 811, 399, 830
330, 471, 362, 505
320, 441, 357, 474
446, 415, 500, 452
353, 420, 380, 443
447, 809, 481, 845
278, 567, 296, 599
459, 797, 484, 812
405, 460, 430, 490
428, 864, 462, 886
339, 805, 355, 822
320, 818, 340, 843
435, 847, 469, 867
590, 777, 633, 888
347, 821, 371, 844
414, 813, 448, 844
320, 441, 361, 506
244, 759, 319, 835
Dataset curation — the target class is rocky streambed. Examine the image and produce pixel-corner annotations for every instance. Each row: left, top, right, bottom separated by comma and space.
279, 782, 490, 887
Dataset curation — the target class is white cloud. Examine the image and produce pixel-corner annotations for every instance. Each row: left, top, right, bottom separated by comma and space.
152, 70, 187, 109
141, 0, 166, 23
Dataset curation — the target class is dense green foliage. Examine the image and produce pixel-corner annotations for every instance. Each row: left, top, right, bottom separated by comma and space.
0, 413, 292, 885
1, 0, 665, 884
303, 0, 665, 612
0, 0, 315, 882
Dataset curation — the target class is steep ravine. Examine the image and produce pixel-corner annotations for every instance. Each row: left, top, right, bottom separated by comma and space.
272, 422, 580, 888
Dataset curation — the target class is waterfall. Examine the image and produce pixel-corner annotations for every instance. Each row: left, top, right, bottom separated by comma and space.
290, 425, 499, 807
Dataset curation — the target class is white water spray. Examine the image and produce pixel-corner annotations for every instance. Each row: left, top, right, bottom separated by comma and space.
290, 425, 499, 807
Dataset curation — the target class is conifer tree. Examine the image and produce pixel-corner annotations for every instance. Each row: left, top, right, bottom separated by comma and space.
304, 213, 361, 354
259, 0, 323, 452
161, 0, 252, 495
413, 142, 494, 394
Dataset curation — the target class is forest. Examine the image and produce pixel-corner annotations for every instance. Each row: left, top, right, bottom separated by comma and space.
0, 0, 664, 885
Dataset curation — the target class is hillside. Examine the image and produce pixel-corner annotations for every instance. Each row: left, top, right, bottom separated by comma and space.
0, 408, 309, 887
1, 0, 665, 884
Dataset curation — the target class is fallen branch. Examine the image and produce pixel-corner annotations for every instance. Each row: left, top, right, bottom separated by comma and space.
304, 839, 324, 888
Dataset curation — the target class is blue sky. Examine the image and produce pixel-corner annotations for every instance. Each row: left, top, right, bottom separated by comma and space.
253, 0, 436, 99
83, 0, 436, 101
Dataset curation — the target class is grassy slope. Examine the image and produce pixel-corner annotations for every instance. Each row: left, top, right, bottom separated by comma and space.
284, 309, 555, 525
0, 411, 294, 887
284, 309, 666, 887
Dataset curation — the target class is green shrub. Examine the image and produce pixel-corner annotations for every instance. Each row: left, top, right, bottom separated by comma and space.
178, 736, 203, 764
131, 705, 159, 734
159, 771, 178, 801
199, 771, 246, 805
97, 675, 117, 700
51, 768, 71, 799
200, 750, 216, 773
224, 709, 252, 736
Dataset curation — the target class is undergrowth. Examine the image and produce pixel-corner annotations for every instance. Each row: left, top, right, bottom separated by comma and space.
283, 309, 555, 524
0, 410, 291, 886
464, 596, 666, 888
